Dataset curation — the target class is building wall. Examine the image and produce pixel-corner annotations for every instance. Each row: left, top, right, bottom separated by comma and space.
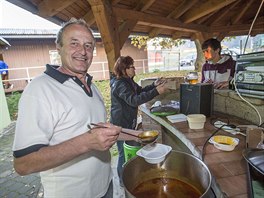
1, 37, 147, 91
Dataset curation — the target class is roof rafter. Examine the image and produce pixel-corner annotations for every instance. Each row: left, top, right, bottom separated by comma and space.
231, 0, 254, 24
181, 0, 237, 23
88, 0, 120, 73
149, 0, 198, 38
38, 0, 78, 17
113, 7, 208, 33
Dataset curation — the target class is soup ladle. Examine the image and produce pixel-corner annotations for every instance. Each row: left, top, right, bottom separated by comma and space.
88, 123, 159, 144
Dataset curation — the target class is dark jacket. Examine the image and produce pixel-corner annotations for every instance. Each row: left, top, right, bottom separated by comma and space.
110, 77, 159, 129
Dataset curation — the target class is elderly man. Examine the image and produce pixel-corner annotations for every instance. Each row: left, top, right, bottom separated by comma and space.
12, 18, 121, 198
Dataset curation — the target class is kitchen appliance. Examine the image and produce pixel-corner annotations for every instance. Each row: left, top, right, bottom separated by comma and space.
122, 150, 213, 198
234, 51, 264, 99
180, 83, 213, 117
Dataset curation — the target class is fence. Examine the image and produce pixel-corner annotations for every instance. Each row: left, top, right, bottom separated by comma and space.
1, 59, 148, 92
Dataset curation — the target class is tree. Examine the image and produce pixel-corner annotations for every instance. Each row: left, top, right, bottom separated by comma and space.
131, 36, 185, 49
131, 36, 205, 70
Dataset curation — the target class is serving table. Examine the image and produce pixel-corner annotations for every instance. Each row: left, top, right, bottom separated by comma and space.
139, 103, 258, 198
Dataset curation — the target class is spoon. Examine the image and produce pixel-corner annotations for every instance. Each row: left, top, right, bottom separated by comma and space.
89, 123, 159, 144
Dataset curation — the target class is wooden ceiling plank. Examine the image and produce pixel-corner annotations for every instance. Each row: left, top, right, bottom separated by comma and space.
210, 1, 240, 25
38, 0, 78, 17
119, 20, 137, 47
148, 0, 198, 38
83, 9, 96, 26
211, 23, 264, 33
181, 0, 237, 23
168, 0, 198, 19
113, 7, 208, 33
172, 32, 184, 40
232, 0, 254, 24
149, 28, 163, 38
196, 12, 216, 25
111, 0, 121, 6
134, 0, 156, 11
88, 0, 120, 73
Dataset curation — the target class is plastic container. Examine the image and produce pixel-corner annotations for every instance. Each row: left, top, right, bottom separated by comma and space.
187, 114, 206, 129
136, 143, 172, 164
123, 141, 142, 162
209, 135, 239, 151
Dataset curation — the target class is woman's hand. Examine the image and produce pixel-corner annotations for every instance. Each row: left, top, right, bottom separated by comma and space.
156, 81, 168, 94
154, 77, 167, 86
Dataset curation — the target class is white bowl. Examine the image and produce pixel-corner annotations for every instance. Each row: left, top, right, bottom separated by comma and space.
209, 135, 239, 151
136, 143, 172, 164
187, 114, 206, 129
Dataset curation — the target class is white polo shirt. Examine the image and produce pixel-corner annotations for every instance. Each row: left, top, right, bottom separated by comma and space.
13, 65, 112, 198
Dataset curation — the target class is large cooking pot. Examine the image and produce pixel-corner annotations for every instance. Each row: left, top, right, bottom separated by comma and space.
122, 150, 212, 198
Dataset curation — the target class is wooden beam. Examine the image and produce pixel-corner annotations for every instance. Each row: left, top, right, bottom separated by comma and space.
181, 0, 237, 23
169, 0, 198, 19
231, 0, 254, 24
118, 20, 137, 47
211, 23, 264, 33
148, 0, 198, 38
38, 0, 77, 17
191, 32, 212, 44
111, 0, 121, 5
113, 7, 208, 33
134, 0, 156, 11
210, 1, 240, 25
196, 12, 216, 25
88, 0, 120, 73
149, 28, 163, 38
83, 9, 96, 26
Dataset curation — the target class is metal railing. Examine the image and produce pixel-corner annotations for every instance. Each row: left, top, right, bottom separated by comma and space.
1, 59, 149, 91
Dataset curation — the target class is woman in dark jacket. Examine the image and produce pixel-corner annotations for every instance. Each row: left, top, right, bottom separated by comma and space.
110, 56, 167, 186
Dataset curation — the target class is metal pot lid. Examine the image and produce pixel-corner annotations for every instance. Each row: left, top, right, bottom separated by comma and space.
243, 148, 264, 175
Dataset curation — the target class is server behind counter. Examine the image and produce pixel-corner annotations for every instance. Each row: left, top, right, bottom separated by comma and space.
201, 38, 236, 90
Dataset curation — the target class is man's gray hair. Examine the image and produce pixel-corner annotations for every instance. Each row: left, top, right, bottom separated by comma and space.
55, 18, 95, 47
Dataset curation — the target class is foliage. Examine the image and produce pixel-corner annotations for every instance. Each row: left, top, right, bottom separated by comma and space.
6, 91, 22, 120
223, 36, 236, 42
131, 36, 186, 49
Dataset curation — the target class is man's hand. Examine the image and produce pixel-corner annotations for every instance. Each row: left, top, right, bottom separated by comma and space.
214, 81, 229, 89
88, 123, 121, 151
203, 78, 214, 83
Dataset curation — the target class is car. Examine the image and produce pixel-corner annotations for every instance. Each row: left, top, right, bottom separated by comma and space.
180, 54, 196, 66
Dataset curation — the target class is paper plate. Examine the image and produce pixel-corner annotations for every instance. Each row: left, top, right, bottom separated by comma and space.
136, 143, 172, 164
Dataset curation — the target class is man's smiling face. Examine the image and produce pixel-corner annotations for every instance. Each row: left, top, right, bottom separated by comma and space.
57, 24, 95, 76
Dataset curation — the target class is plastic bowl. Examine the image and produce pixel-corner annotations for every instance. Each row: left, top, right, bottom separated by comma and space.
209, 135, 239, 151
136, 143, 172, 164
187, 114, 206, 129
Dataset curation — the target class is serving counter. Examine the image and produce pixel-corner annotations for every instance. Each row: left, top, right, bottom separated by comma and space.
139, 103, 259, 198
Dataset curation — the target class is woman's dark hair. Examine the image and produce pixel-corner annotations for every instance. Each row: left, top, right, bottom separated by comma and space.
202, 38, 222, 54
113, 56, 134, 78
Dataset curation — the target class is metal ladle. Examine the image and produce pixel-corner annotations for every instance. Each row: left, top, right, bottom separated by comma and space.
89, 123, 159, 144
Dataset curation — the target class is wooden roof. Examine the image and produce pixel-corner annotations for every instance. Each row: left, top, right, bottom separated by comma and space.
6, 0, 264, 71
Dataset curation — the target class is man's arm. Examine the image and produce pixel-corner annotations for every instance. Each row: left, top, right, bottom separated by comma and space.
14, 124, 120, 175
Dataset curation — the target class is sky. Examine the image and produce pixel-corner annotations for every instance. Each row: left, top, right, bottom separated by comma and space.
0, 0, 60, 29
